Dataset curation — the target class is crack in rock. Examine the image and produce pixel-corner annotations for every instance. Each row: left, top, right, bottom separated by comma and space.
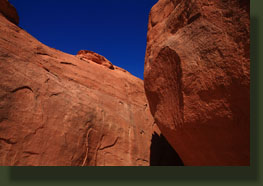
0, 137, 17, 144
99, 137, 119, 151
10, 86, 33, 93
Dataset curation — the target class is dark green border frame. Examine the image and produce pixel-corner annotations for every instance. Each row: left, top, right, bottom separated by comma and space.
0, 0, 262, 185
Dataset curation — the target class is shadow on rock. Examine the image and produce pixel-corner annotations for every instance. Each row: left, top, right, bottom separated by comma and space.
150, 132, 184, 166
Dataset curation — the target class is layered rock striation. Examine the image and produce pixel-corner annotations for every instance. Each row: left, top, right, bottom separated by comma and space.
144, 0, 250, 166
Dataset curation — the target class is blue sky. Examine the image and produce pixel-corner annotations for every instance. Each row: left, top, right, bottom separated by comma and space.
9, 0, 158, 79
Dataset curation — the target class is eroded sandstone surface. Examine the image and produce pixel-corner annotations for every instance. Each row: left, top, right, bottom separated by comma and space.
77, 50, 115, 70
144, 0, 250, 166
0, 0, 158, 166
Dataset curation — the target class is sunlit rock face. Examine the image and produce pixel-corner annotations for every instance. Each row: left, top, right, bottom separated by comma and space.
144, 0, 250, 166
0, 0, 158, 166
76, 50, 115, 70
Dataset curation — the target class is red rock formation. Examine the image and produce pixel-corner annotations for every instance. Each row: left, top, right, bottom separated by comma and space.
0, 0, 19, 25
77, 50, 115, 70
144, 0, 250, 166
0, 1, 158, 166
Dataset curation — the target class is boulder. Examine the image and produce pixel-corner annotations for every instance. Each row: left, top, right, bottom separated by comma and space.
144, 0, 250, 166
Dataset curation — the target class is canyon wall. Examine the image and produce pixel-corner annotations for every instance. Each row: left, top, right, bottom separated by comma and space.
0, 0, 159, 166
144, 0, 250, 166
1, 0, 250, 166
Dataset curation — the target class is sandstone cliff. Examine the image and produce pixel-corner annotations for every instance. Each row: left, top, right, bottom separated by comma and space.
0, 0, 159, 166
144, 0, 250, 166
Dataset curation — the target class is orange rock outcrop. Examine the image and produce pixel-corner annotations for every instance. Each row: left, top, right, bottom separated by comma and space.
144, 0, 250, 166
0, 0, 157, 166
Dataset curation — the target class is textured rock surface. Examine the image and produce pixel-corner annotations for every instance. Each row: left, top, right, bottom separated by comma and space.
0, 0, 19, 25
144, 0, 250, 166
0, 7, 158, 165
77, 50, 115, 70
